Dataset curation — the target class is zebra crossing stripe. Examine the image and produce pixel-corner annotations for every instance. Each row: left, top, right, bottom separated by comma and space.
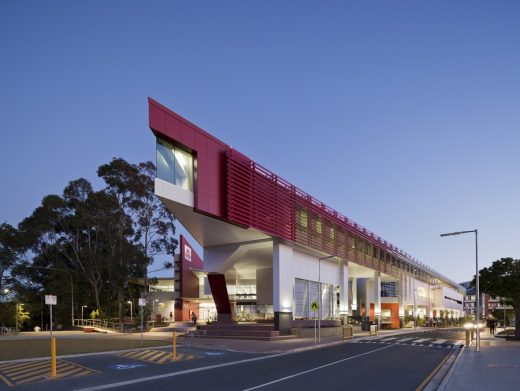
395, 337, 414, 342
432, 339, 447, 344
411, 338, 431, 343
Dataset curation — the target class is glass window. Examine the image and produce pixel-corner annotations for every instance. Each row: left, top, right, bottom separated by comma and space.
156, 139, 193, 191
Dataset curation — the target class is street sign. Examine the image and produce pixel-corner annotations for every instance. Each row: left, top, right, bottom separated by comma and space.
138, 298, 147, 307
311, 301, 319, 312
45, 295, 57, 305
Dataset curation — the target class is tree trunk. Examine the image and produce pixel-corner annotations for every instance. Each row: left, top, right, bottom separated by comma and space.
118, 289, 123, 322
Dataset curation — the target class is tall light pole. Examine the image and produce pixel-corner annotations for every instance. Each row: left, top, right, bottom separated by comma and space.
127, 301, 133, 324
81, 305, 87, 321
441, 229, 480, 352
152, 299, 158, 328
318, 255, 336, 343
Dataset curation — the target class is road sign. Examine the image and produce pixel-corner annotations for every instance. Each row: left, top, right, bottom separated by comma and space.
311, 301, 319, 312
45, 295, 57, 305
138, 298, 147, 307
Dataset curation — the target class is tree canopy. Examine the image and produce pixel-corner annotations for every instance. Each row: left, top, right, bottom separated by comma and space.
0, 158, 177, 328
477, 257, 520, 340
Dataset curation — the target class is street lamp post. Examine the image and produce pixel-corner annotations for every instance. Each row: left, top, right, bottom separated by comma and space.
318, 255, 336, 343
127, 301, 133, 325
441, 229, 480, 352
81, 305, 87, 321
152, 299, 158, 328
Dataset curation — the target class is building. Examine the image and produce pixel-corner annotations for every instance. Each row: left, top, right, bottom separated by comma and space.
148, 98, 464, 334
460, 281, 513, 321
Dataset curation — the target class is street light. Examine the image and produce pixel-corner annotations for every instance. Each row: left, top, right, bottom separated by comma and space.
441, 229, 480, 352
318, 255, 336, 343
127, 301, 133, 324
81, 305, 87, 321
152, 299, 158, 328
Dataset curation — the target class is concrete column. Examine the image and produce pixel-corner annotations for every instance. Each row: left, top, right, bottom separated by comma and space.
350, 277, 357, 315
374, 271, 381, 328
399, 275, 405, 328
339, 261, 349, 323
273, 240, 293, 335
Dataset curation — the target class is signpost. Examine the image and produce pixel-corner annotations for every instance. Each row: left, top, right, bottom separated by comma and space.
138, 298, 146, 346
311, 300, 319, 344
45, 295, 57, 377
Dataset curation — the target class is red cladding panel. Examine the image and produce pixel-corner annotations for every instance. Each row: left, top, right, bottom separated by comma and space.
180, 235, 204, 298
149, 98, 227, 218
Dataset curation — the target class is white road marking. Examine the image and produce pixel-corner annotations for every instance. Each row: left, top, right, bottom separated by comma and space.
242, 344, 394, 391
432, 339, 447, 344
411, 338, 431, 343
395, 337, 414, 343
379, 337, 397, 342
75, 345, 393, 391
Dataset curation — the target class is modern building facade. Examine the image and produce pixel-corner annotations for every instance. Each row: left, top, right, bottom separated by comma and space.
149, 98, 464, 334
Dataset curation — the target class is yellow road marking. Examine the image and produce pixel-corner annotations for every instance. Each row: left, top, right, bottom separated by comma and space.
117, 349, 202, 365
0, 359, 98, 386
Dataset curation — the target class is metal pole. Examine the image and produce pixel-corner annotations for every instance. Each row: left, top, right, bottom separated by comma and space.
70, 275, 74, 327
50, 304, 53, 339
413, 288, 417, 330
16, 303, 18, 331
318, 257, 321, 343
475, 230, 480, 352
140, 305, 143, 346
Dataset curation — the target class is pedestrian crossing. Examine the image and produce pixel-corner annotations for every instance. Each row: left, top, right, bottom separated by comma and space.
354, 335, 463, 350
0, 359, 98, 386
117, 349, 202, 364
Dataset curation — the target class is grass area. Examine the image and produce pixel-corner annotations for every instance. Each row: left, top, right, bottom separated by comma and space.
0, 338, 171, 361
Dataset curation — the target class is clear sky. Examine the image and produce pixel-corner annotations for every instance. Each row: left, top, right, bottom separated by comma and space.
1, 1, 519, 283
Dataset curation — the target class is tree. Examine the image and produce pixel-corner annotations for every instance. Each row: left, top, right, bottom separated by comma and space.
0, 223, 21, 294
97, 159, 177, 306
477, 257, 520, 340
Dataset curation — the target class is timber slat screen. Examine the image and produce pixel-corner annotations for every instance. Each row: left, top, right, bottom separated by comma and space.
226, 149, 461, 292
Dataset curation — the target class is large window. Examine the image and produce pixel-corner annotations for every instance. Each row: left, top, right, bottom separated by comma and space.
156, 139, 194, 191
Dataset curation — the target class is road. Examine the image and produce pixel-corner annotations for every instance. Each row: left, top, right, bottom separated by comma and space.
1, 328, 466, 391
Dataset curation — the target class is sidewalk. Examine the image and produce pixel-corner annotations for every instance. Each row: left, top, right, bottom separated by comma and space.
440, 330, 520, 391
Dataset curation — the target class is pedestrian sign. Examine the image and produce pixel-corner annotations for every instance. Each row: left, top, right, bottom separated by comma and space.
311, 301, 319, 312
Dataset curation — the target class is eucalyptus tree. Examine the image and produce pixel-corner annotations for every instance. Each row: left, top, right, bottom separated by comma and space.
97, 158, 177, 316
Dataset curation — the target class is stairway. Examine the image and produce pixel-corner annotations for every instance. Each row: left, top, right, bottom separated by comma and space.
194, 323, 296, 341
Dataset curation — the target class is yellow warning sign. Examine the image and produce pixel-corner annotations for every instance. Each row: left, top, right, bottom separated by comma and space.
311, 301, 319, 312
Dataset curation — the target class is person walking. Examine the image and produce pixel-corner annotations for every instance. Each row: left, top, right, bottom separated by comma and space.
490, 318, 496, 335
191, 311, 197, 326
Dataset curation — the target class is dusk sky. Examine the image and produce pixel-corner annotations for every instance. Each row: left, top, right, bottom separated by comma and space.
1, 1, 519, 283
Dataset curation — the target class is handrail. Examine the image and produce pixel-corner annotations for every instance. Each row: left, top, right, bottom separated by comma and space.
73, 319, 125, 332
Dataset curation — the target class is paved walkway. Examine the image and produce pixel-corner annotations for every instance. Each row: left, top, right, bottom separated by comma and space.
440, 329, 520, 391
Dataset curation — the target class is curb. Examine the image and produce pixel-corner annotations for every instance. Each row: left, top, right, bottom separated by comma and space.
436, 345, 466, 391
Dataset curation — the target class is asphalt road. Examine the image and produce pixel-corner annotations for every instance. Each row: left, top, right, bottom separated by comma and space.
2, 328, 466, 391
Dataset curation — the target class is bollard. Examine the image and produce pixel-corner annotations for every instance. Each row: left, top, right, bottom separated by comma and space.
172, 332, 177, 361
465, 329, 471, 346
51, 336, 57, 377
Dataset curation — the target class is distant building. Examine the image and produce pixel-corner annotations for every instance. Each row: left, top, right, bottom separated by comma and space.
460, 281, 512, 319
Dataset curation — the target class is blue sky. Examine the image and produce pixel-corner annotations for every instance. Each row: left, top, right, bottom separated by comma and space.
1, 1, 519, 283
